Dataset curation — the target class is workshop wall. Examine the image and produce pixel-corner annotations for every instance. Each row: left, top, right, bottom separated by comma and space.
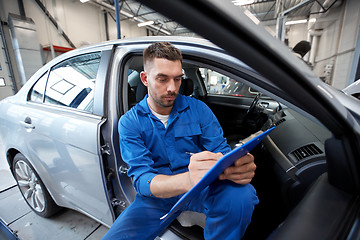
1, 0, 359, 90
287, 23, 308, 50
0, 0, 147, 49
313, 0, 360, 89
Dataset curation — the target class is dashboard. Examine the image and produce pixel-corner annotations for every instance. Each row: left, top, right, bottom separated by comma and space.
264, 108, 331, 205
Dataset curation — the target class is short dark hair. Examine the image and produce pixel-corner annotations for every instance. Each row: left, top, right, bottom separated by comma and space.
143, 42, 182, 70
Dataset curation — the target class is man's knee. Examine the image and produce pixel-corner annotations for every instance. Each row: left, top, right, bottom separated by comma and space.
207, 181, 259, 220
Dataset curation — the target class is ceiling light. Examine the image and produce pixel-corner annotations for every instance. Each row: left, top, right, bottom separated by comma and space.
137, 21, 154, 27
285, 19, 308, 25
232, 0, 255, 6
161, 29, 171, 35
244, 9, 259, 24
0, 78, 5, 87
80, 0, 89, 3
120, 10, 133, 18
309, 18, 317, 23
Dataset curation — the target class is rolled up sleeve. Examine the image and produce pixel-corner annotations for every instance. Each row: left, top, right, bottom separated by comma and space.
135, 172, 157, 196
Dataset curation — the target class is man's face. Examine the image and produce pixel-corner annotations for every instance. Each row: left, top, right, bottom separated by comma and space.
141, 58, 183, 114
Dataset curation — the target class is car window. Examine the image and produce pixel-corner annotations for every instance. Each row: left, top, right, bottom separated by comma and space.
44, 52, 101, 113
29, 72, 48, 102
199, 68, 256, 97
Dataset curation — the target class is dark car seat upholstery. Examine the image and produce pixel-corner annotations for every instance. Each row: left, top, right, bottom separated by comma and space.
128, 84, 137, 108
179, 78, 194, 96
136, 81, 147, 102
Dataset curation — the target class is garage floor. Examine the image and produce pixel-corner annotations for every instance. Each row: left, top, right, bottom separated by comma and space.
0, 170, 179, 240
0, 169, 109, 240
0, 133, 178, 240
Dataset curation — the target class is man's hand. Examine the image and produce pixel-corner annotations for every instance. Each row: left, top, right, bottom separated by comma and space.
188, 151, 222, 188
219, 153, 256, 184
188, 151, 256, 188
187, 151, 256, 193
150, 151, 256, 198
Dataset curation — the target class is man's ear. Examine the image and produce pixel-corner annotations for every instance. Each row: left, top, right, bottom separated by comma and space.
140, 71, 148, 87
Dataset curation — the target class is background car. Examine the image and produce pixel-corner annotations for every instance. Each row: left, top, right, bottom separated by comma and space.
343, 79, 360, 99
1, 1, 360, 239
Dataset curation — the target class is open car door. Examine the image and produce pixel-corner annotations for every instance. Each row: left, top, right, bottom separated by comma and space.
137, 0, 360, 239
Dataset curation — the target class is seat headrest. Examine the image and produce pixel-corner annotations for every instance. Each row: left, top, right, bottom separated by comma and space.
180, 78, 194, 96
136, 81, 147, 102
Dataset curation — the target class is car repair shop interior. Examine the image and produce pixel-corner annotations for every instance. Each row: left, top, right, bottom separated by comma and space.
1, 0, 360, 239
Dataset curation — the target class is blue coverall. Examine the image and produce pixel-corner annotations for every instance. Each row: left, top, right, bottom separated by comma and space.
102, 94, 259, 240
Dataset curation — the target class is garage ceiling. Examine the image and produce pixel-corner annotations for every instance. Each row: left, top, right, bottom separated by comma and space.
90, 0, 341, 36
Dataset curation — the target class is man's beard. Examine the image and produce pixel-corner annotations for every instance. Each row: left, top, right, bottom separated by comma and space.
155, 92, 178, 108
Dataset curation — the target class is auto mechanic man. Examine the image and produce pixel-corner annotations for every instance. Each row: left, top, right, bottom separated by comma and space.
102, 42, 259, 240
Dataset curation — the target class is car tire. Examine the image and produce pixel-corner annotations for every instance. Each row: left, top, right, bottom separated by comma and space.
12, 153, 62, 217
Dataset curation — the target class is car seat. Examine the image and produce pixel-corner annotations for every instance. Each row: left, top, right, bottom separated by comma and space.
179, 78, 194, 96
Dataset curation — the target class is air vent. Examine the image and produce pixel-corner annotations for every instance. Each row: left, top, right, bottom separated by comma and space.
291, 144, 323, 161
274, 118, 286, 126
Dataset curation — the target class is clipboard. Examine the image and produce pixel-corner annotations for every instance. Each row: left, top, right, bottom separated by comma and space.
160, 126, 276, 225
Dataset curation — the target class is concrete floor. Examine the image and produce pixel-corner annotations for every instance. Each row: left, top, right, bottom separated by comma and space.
0, 135, 110, 239
0, 169, 109, 240
0, 169, 181, 240
0, 139, 179, 240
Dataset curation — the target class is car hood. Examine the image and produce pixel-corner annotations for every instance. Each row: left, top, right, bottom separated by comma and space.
327, 83, 360, 120
343, 79, 360, 96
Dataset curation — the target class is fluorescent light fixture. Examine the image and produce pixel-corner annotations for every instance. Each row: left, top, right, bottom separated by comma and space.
243, 9, 260, 24
80, 0, 89, 3
232, 0, 255, 6
136, 21, 170, 35
161, 29, 171, 35
285, 19, 308, 25
120, 10, 133, 18
309, 18, 317, 23
137, 21, 154, 27
0, 77, 5, 87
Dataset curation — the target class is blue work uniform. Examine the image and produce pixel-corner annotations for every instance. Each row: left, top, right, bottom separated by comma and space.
102, 94, 259, 240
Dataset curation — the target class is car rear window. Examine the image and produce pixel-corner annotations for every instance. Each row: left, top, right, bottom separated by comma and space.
43, 52, 101, 113
29, 72, 48, 102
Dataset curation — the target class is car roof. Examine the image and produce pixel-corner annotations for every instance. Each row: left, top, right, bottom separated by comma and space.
71, 36, 219, 55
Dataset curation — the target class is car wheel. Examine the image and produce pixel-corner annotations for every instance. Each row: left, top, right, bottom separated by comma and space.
12, 153, 61, 217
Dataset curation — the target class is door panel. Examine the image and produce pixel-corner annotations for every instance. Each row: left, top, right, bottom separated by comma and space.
23, 104, 113, 225
21, 51, 113, 226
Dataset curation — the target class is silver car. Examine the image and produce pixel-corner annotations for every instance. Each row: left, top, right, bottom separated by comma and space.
1, 2, 360, 239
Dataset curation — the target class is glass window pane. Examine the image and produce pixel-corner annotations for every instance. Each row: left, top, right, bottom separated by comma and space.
44, 52, 101, 113
200, 68, 255, 97
29, 72, 48, 102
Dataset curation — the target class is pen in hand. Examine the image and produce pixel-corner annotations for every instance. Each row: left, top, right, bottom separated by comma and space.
186, 152, 195, 156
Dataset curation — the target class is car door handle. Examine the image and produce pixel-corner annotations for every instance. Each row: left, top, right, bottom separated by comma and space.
20, 117, 35, 129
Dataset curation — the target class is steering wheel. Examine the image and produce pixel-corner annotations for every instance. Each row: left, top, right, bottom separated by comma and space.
245, 92, 262, 116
